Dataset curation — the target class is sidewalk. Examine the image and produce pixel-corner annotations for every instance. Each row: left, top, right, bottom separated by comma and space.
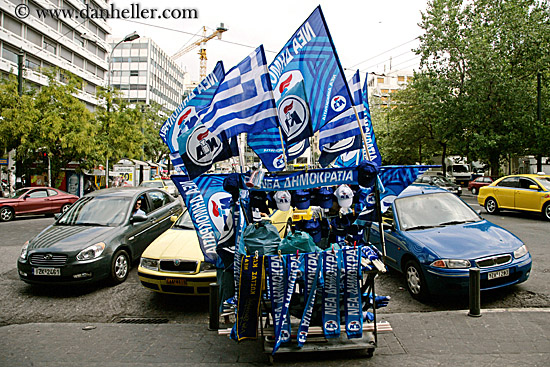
1, 308, 549, 366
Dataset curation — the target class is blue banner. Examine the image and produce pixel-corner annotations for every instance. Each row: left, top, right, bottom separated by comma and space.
343, 247, 362, 339
322, 249, 341, 338
233, 254, 264, 341
248, 5, 353, 166
362, 73, 382, 166
159, 62, 225, 170
267, 255, 288, 351
297, 252, 321, 347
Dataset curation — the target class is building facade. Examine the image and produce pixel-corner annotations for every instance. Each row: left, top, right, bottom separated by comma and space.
367, 70, 414, 107
0, 0, 110, 110
108, 36, 186, 113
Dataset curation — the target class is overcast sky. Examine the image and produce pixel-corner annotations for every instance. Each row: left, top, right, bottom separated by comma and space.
108, 0, 429, 82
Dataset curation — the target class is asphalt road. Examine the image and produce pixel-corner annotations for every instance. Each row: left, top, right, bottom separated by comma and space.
1, 193, 549, 327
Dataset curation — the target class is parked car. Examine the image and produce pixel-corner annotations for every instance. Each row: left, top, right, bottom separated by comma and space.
17, 187, 182, 286
138, 205, 293, 295
0, 187, 78, 222
139, 179, 178, 197
368, 184, 532, 301
414, 175, 462, 196
468, 176, 496, 195
138, 210, 217, 295
477, 173, 550, 220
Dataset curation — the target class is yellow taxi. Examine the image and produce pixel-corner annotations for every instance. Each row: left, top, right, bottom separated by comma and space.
138, 206, 293, 295
477, 173, 550, 220
139, 179, 178, 197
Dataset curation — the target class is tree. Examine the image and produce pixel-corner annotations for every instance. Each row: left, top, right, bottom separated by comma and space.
22, 69, 97, 183
412, 0, 550, 175
140, 102, 169, 163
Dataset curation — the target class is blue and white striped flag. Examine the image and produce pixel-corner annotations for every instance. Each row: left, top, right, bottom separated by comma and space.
198, 45, 279, 139
319, 70, 363, 147
159, 62, 225, 172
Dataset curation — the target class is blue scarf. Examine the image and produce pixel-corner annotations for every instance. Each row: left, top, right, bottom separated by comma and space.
343, 247, 362, 338
322, 249, 341, 338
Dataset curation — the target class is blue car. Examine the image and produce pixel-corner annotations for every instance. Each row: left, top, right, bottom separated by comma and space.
369, 184, 532, 301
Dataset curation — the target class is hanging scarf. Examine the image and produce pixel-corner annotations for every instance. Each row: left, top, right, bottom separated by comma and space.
322, 249, 341, 338
343, 246, 362, 339
297, 252, 321, 347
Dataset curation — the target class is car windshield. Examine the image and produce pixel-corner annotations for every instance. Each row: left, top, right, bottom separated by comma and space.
432, 176, 453, 185
452, 165, 469, 173
162, 179, 175, 187
174, 209, 195, 229
395, 192, 481, 230
140, 181, 163, 188
10, 188, 31, 198
536, 177, 550, 190
57, 196, 131, 226
174, 209, 193, 229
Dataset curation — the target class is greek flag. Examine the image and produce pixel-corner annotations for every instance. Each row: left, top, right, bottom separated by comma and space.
198, 45, 279, 139
159, 62, 225, 171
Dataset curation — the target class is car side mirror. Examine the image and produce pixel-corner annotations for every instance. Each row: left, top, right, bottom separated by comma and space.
131, 213, 147, 223
529, 185, 539, 190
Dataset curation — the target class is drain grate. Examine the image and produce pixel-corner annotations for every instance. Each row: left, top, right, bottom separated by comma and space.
117, 317, 169, 324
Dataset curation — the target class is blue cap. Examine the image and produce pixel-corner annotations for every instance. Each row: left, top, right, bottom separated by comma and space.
318, 187, 334, 209
293, 189, 310, 210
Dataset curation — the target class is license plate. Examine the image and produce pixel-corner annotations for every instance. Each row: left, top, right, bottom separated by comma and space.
488, 268, 509, 280
33, 267, 61, 276
166, 278, 187, 286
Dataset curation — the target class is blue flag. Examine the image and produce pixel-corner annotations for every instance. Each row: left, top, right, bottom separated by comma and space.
362, 73, 382, 166
319, 70, 363, 147
159, 62, 225, 171
248, 5, 353, 165
177, 123, 239, 180
333, 149, 364, 168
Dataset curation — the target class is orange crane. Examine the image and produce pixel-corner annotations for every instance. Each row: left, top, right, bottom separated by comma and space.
172, 24, 228, 80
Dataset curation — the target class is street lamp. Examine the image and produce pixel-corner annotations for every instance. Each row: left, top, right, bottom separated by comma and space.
104, 31, 140, 188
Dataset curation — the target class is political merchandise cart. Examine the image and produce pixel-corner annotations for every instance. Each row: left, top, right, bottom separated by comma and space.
171, 163, 436, 362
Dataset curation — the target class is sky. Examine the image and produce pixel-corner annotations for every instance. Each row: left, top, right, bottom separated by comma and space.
107, 0, 429, 83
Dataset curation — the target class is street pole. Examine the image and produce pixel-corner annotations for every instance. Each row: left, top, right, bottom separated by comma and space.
104, 31, 140, 188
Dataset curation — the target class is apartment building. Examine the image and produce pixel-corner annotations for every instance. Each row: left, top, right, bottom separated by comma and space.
0, 0, 110, 110
367, 70, 414, 107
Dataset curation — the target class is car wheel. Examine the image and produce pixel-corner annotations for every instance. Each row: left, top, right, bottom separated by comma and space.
471, 187, 477, 195
61, 204, 71, 213
0, 207, 14, 222
485, 197, 499, 214
404, 259, 429, 301
110, 249, 130, 285
543, 203, 550, 221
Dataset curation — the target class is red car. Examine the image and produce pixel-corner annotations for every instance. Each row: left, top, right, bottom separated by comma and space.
0, 187, 78, 222
467, 176, 496, 195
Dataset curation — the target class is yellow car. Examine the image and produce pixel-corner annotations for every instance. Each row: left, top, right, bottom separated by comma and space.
138, 210, 217, 295
477, 173, 550, 220
138, 206, 293, 295
139, 179, 178, 197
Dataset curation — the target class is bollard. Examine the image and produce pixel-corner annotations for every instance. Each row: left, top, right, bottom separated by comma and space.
208, 282, 220, 330
468, 267, 482, 317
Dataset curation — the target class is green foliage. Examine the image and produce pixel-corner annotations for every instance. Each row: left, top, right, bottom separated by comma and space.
384, 0, 550, 174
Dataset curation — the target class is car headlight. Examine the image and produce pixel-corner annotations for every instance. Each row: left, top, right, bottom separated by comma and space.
76, 242, 106, 261
199, 261, 216, 272
513, 245, 528, 259
430, 259, 471, 269
20, 241, 29, 260
140, 257, 159, 271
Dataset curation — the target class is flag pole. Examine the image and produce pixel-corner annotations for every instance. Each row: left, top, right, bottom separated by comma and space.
352, 105, 372, 161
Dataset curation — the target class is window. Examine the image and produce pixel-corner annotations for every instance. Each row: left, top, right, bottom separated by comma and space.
73, 53, 84, 68
47, 189, 58, 196
85, 82, 96, 95
86, 61, 96, 75
43, 38, 57, 55
377, 77, 384, 84
1, 45, 19, 64
26, 27, 43, 47
519, 178, 537, 190
130, 70, 139, 77
28, 190, 48, 198
86, 41, 97, 55
25, 55, 41, 71
44, 15, 58, 31
74, 33, 85, 47
398, 76, 405, 82
497, 177, 519, 188
60, 46, 72, 62
61, 23, 74, 41
148, 191, 170, 210
3, 15, 22, 36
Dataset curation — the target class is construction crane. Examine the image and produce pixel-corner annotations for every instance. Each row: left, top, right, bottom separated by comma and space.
172, 23, 228, 80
